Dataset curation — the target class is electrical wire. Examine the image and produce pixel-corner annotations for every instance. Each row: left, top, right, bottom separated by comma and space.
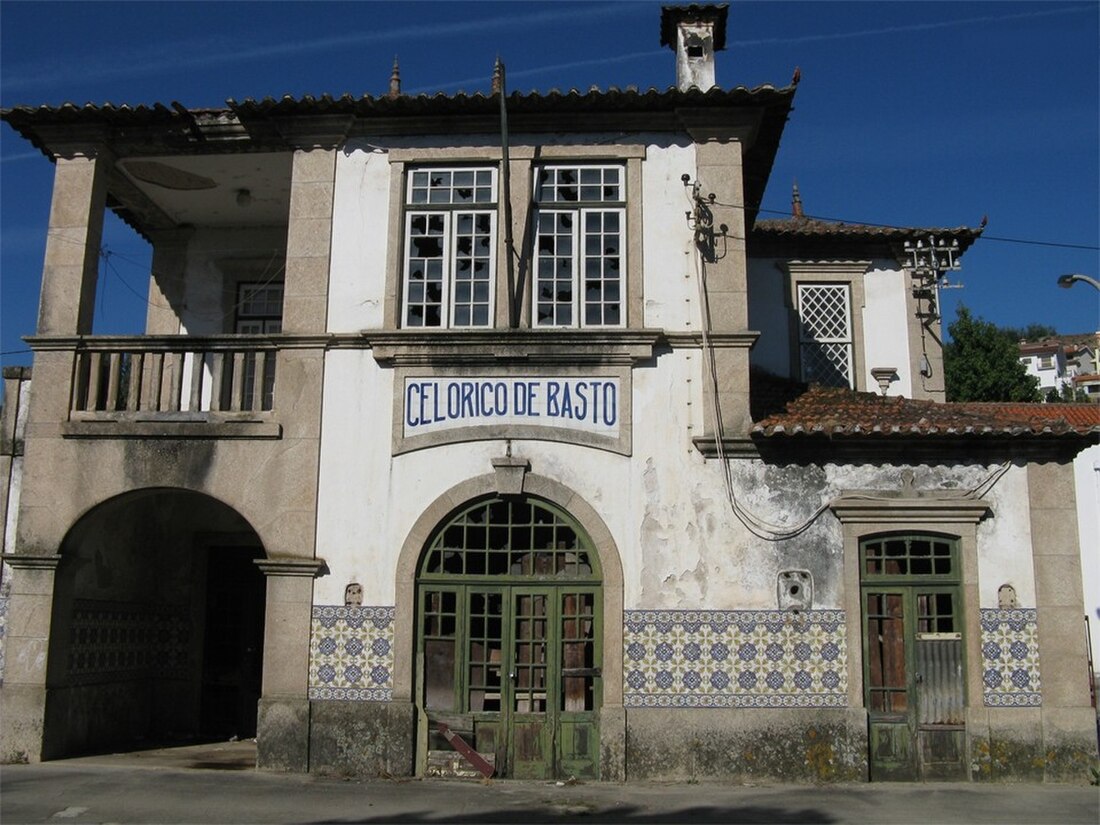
683, 181, 830, 541
689, 185, 1015, 540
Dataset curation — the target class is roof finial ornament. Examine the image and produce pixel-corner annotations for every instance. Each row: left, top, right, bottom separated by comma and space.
388, 55, 401, 98
792, 180, 804, 219
791, 66, 801, 85
492, 56, 504, 95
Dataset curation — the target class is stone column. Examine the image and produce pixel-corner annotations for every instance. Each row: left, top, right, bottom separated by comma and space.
685, 127, 754, 436
0, 554, 61, 763
254, 557, 325, 772
1027, 459, 1099, 779
145, 228, 195, 335
282, 149, 335, 335
38, 151, 111, 336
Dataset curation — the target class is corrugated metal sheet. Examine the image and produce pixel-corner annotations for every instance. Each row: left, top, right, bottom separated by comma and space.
916, 636, 965, 726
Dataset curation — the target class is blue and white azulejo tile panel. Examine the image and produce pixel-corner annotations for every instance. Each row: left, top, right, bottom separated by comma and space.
309, 606, 395, 701
623, 609, 847, 708
980, 608, 1041, 707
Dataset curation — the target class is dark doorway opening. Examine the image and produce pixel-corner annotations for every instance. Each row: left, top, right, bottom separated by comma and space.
200, 546, 266, 739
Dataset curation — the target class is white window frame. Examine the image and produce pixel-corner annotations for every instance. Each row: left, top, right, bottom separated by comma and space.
402, 166, 497, 329
533, 164, 626, 328
797, 282, 855, 388
235, 282, 284, 334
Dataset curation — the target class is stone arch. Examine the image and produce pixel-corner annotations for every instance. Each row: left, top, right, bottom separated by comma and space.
392, 472, 624, 707
42, 487, 269, 759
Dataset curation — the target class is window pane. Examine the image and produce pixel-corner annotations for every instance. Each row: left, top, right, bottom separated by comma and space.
403, 168, 497, 329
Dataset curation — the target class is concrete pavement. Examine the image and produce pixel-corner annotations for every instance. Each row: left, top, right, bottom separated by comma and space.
1, 741, 1097, 824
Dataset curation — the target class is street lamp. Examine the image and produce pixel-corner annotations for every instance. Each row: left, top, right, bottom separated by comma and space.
1057, 273, 1100, 291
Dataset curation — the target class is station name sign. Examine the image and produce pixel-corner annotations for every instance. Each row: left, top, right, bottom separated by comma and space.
404, 376, 619, 437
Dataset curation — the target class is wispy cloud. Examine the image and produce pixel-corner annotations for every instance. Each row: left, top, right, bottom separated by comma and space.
412, 4, 1095, 93
727, 4, 1093, 48
1, 2, 625, 94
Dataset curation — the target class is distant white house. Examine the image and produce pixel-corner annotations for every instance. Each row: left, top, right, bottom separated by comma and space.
1019, 333, 1100, 400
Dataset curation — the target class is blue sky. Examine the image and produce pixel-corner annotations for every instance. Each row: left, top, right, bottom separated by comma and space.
2, 0, 1097, 368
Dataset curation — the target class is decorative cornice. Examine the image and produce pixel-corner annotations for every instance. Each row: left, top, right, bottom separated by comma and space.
2, 553, 63, 570
664, 331, 759, 349
366, 329, 662, 366
254, 557, 328, 577
829, 495, 991, 524
26, 334, 332, 352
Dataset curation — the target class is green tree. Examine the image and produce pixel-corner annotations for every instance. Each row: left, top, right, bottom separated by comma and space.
943, 305, 1040, 402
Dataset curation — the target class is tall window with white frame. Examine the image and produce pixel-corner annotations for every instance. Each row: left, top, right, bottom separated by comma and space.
797, 282, 853, 387
403, 167, 497, 328
534, 165, 625, 327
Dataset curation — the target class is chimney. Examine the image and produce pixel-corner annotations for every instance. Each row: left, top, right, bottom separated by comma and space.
660, 4, 729, 92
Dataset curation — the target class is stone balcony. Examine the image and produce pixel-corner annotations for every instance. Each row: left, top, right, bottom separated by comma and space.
28, 335, 293, 439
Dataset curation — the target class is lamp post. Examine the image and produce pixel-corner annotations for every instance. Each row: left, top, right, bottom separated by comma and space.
1057, 273, 1100, 291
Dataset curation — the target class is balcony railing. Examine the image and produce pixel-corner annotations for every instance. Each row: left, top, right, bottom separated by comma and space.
68, 337, 277, 420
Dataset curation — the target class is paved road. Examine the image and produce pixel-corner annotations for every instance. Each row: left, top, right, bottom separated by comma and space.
1, 743, 1097, 824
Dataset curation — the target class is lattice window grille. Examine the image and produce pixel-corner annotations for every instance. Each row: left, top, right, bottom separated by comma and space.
798, 284, 853, 387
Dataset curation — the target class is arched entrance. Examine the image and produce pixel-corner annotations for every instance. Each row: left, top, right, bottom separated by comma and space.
43, 489, 266, 759
415, 495, 602, 779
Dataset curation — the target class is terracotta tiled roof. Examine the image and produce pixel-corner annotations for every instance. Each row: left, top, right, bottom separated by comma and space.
749, 217, 982, 257
752, 217, 982, 250
752, 385, 1100, 438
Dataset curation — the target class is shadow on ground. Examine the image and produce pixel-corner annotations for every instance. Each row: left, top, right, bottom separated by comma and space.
314, 803, 834, 824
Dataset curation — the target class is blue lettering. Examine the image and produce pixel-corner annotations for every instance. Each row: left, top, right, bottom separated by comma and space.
461, 382, 476, 418
494, 382, 508, 415
603, 383, 617, 426
559, 382, 574, 419
479, 382, 493, 416
574, 381, 589, 422
421, 382, 435, 425
447, 382, 461, 419
406, 382, 421, 427
514, 381, 527, 415
546, 381, 560, 417
527, 382, 540, 416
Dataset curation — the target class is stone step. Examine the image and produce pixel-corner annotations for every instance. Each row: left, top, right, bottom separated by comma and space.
425, 749, 496, 779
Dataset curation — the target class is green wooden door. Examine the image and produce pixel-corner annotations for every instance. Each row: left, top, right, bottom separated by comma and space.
864, 589, 915, 780
416, 497, 602, 779
861, 535, 966, 782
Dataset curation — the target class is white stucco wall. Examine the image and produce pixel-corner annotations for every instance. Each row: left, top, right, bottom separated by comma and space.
313, 134, 1045, 623
329, 144, 391, 332
1074, 443, 1100, 666
640, 141, 697, 331
976, 463, 1037, 606
861, 267, 913, 397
